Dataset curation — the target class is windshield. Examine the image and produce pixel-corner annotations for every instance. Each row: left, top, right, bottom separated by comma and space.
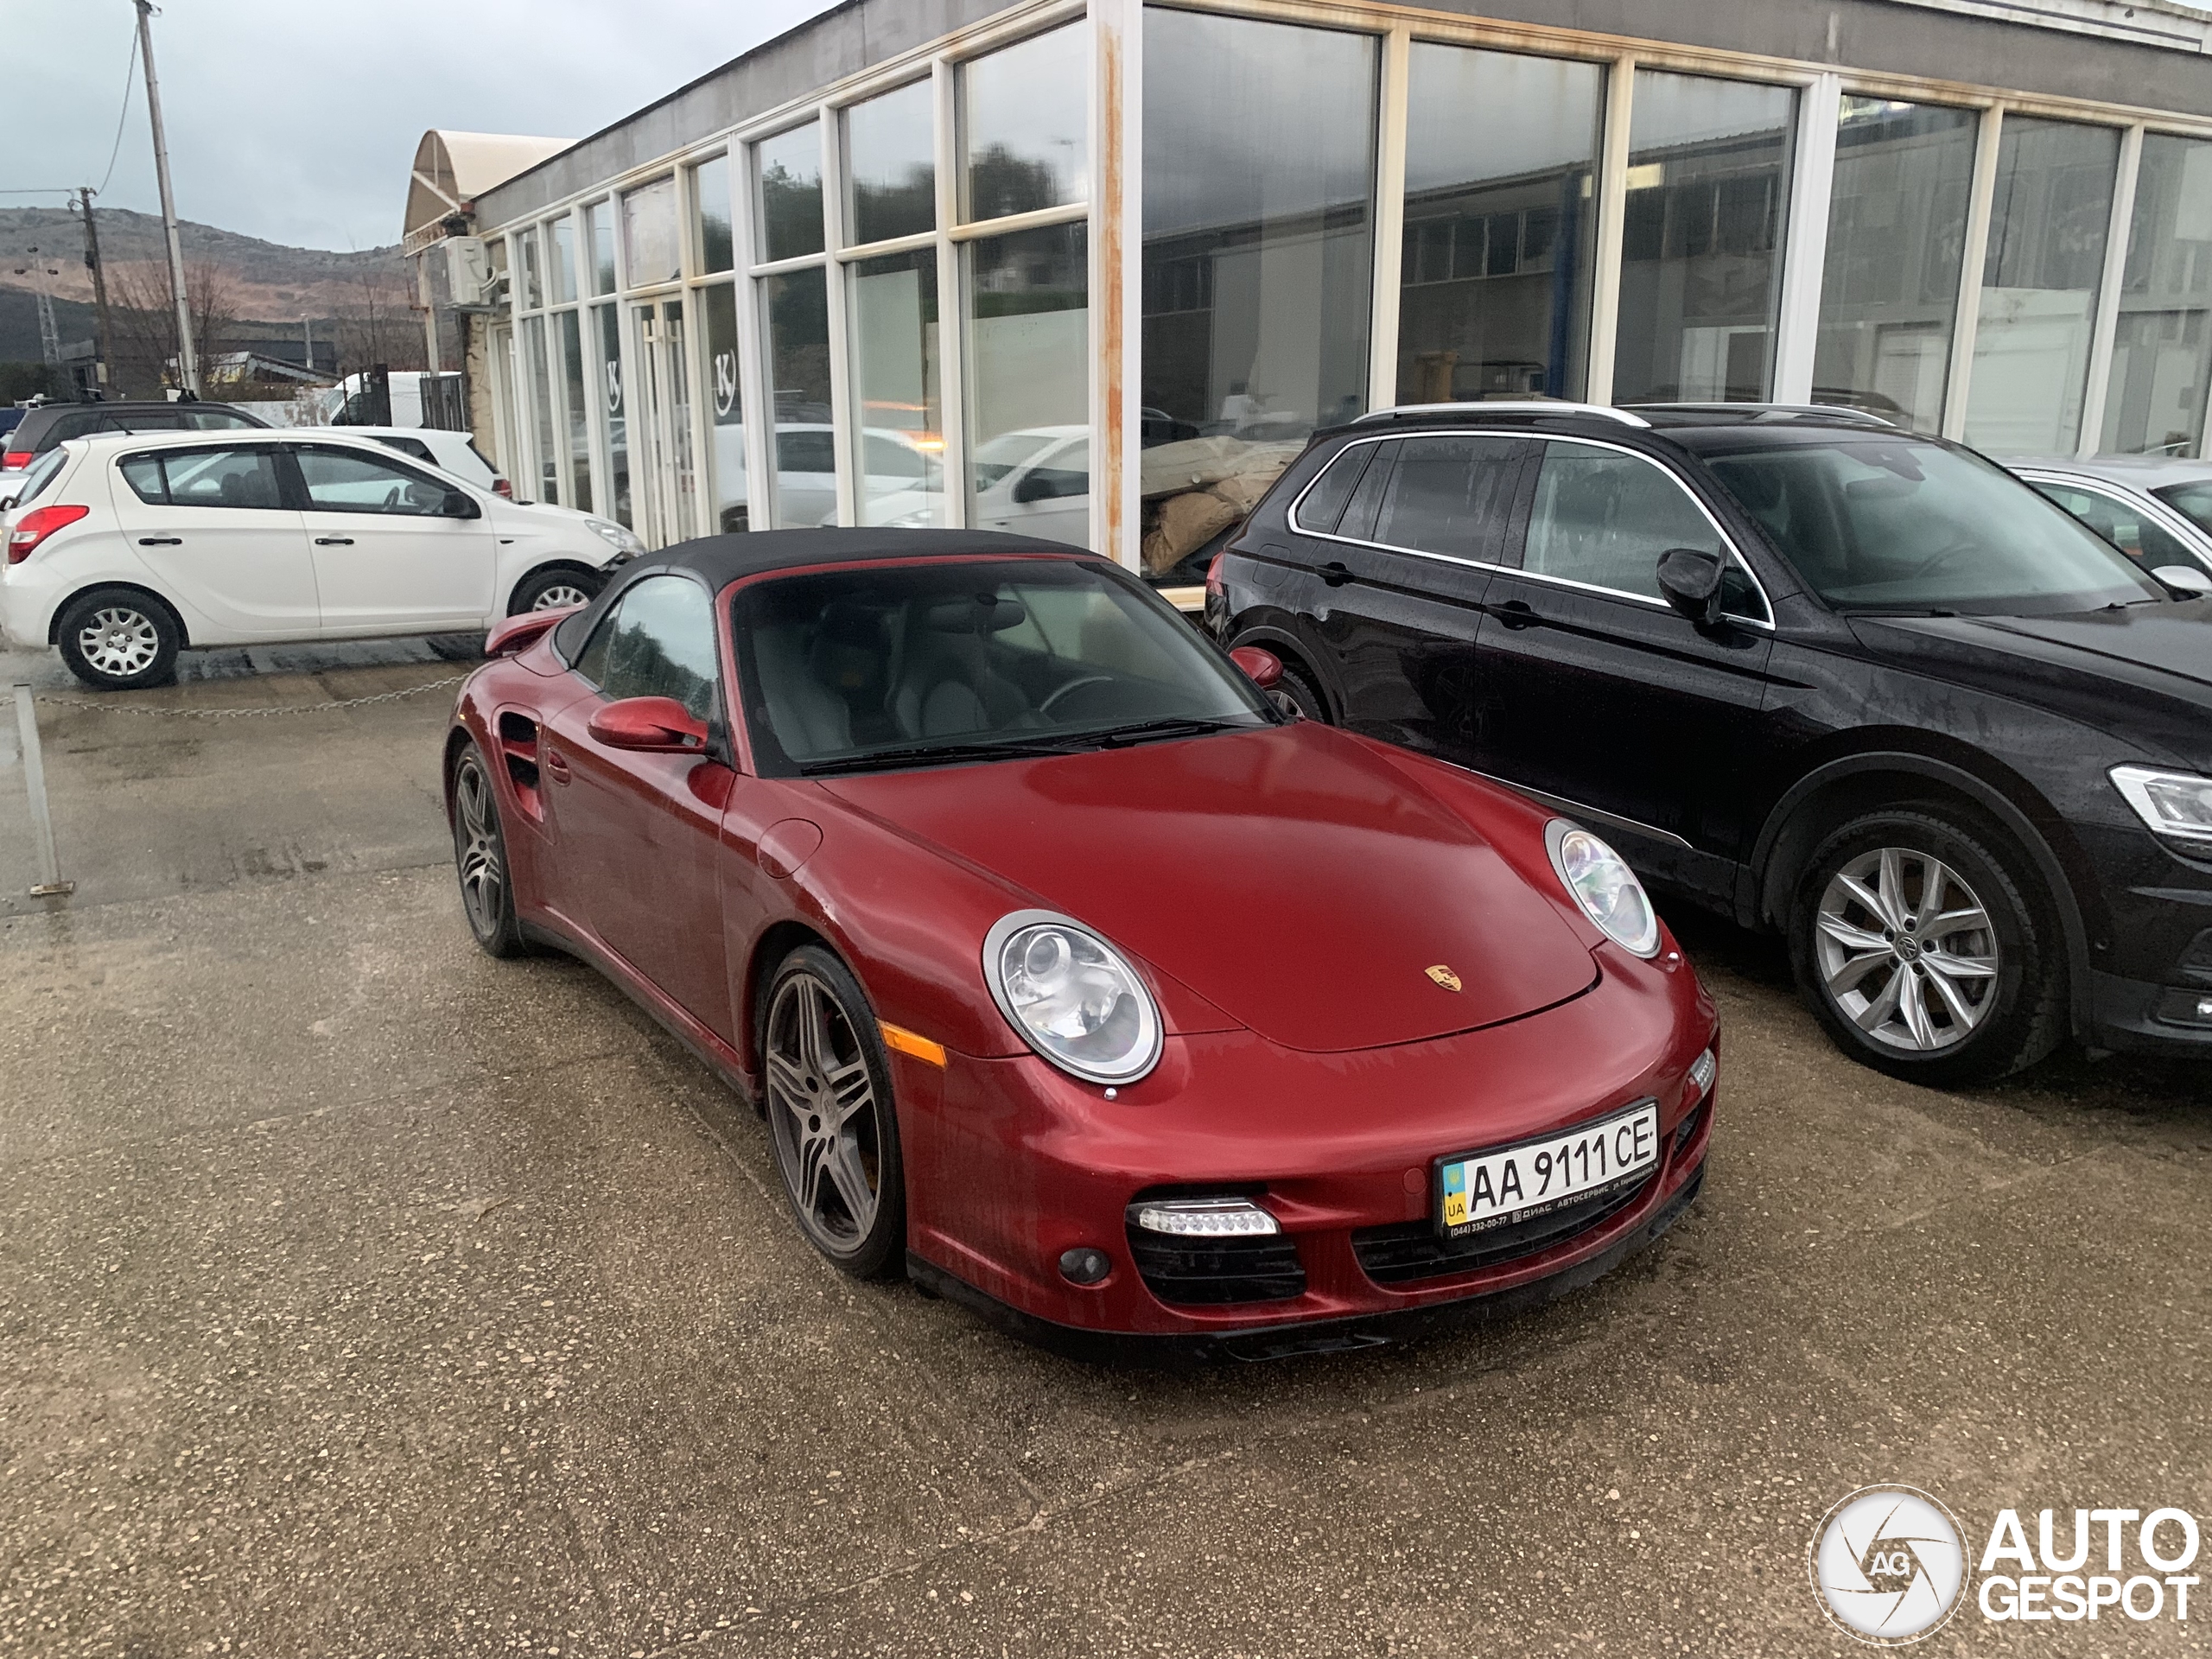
969, 431, 1057, 490
733, 557, 1276, 776
1705, 436, 2159, 615
2152, 481, 2212, 539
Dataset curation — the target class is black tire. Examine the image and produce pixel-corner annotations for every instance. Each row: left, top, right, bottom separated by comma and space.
55, 587, 181, 690
759, 944, 906, 1279
450, 741, 529, 958
1268, 658, 1330, 723
1788, 806, 2065, 1085
506, 564, 605, 617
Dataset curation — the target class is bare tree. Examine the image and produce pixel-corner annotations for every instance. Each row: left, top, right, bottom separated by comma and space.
104, 257, 241, 396
328, 264, 426, 377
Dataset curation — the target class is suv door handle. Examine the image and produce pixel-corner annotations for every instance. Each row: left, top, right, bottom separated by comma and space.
1319, 561, 1355, 588
314, 536, 354, 546
137, 536, 182, 546
1495, 599, 1540, 630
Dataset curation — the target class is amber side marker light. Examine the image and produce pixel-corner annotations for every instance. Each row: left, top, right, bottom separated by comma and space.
879, 1022, 946, 1067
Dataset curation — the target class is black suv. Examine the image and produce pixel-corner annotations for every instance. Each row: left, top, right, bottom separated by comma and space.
2, 399, 266, 475
1211, 401, 2212, 1084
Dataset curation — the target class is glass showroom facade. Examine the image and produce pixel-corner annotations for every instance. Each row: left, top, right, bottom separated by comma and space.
461, 0, 2212, 579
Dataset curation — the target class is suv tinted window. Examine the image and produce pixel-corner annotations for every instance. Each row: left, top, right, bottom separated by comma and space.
183, 409, 258, 430
1293, 443, 1375, 534
102, 411, 187, 435
1523, 442, 1729, 604
1369, 435, 1522, 558
574, 575, 719, 720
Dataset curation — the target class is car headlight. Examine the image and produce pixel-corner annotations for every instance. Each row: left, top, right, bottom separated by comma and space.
2111, 765, 2212, 844
1546, 820, 1662, 958
585, 518, 645, 557
982, 910, 1163, 1085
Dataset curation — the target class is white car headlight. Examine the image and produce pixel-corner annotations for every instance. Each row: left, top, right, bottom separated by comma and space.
2111, 765, 2212, 844
983, 910, 1162, 1085
1546, 820, 1661, 958
585, 518, 645, 557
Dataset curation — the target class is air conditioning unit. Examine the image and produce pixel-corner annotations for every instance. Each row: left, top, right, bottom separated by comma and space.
442, 237, 495, 309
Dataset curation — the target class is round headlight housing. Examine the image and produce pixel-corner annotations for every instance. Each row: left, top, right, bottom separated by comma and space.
1546, 820, 1661, 958
983, 910, 1163, 1085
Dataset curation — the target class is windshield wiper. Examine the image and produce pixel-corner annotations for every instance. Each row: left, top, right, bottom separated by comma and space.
798, 735, 1089, 776
1071, 715, 1262, 749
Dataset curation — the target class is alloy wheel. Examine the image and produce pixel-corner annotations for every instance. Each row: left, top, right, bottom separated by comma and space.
1815, 846, 2000, 1052
765, 970, 883, 1253
78, 607, 161, 679
531, 582, 592, 611
454, 756, 505, 939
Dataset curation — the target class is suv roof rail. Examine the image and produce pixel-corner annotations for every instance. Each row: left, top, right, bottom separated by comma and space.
1625, 401, 1897, 429
1351, 399, 1651, 429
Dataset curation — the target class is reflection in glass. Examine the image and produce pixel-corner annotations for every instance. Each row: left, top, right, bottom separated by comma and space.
701, 283, 747, 532
757, 123, 825, 263
523, 314, 558, 505
693, 154, 734, 275
487, 237, 511, 308
594, 302, 630, 527
622, 176, 680, 288
1396, 45, 1600, 404
1964, 118, 2120, 455
557, 308, 593, 515
660, 299, 696, 540
548, 214, 577, 305
849, 250, 944, 526
2103, 133, 2212, 454
518, 227, 544, 310
586, 202, 617, 296
765, 267, 834, 527
1141, 10, 1375, 442
1613, 71, 1796, 404
1813, 99, 1978, 433
967, 222, 1089, 549
963, 25, 1087, 222
847, 79, 937, 246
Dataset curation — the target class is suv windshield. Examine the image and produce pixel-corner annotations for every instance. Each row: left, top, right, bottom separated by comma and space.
1705, 436, 2158, 615
2152, 480, 2212, 539
733, 557, 1275, 776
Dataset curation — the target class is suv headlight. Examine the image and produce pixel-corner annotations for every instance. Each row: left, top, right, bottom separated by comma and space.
983, 910, 1163, 1085
2111, 765, 2212, 844
585, 518, 645, 557
1546, 820, 1662, 958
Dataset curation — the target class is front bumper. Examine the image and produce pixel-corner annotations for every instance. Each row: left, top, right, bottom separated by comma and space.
897, 942, 1717, 1348
2073, 818, 2212, 1052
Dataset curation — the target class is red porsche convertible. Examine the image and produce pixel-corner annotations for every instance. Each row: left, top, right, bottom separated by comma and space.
445, 529, 1717, 1358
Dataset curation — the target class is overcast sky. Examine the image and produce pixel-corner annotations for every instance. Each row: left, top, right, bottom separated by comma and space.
3, 0, 840, 250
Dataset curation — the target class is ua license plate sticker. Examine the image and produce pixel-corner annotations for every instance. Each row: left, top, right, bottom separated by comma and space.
1437, 1102, 1660, 1238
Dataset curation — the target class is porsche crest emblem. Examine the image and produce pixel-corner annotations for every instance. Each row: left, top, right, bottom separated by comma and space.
1424, 964, 1463, 993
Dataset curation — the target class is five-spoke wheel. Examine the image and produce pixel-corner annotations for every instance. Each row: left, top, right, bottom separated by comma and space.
451, 744, 526, 957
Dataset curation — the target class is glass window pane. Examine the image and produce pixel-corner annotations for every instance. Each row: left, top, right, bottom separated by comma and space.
585, 203, 617, 296
155, 448, 283, 510
1964, 117, 2120, 455
1290, 444, 1373, 534
1397, 47, 1602, 404
1141, 7, 1376, 578
764, 266, 832, 527
523, 315, 558, 505
2102, 133, 2212, 455
693, 154, 734, 275
1370, 435, 1523, 557
849, 249, 944, 527
963, 24, 1087, 223
1813, 98, 1979, 434
966, 221, 1090, 550
518, 226, 544, 310
1522, 442, 1723, 598
621, 176, 680, 288
1613, 71, 1796, 404
757, 123, 824, 263
557, 309, 593, 516
2029, 479, 2196, 567
701, 282, 747, 533
847, 79, 936, 246
548, 214, 577, 305
590, 577, 719, 719
296, 446, 451, 516
593, 302, 630, 526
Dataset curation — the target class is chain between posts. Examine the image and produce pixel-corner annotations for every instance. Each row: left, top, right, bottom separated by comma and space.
30, 675, 468, 719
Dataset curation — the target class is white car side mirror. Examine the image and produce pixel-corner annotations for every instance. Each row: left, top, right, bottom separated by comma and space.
2150, 564, 2212, 597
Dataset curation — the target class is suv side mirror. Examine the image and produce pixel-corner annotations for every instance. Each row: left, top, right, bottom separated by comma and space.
588, 696, 710, 753
1656, 548, 1726, 626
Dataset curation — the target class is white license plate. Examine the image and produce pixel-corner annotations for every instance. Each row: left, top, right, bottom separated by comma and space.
1437, 1102, 1660, 1238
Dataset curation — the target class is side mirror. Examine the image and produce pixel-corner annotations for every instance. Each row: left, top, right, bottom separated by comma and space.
2151, 563, 2212, 598
588, 695, 710, 753
1012, 471, 1055, 505
1656, 547, 1726, 626
442, 490, 480, 519
1229, 645, 1284, 690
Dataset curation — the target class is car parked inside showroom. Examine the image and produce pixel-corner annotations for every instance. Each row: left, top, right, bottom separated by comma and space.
2005, 454, 2212, 579
1208, 400, 2212, 1084
0, 428, 645, 689
443, 528, 1718, 1357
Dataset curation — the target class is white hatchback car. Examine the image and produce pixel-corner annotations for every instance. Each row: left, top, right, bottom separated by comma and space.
1, 428, 643, 689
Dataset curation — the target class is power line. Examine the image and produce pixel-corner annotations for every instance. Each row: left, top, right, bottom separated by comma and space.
96, 28, 142, 196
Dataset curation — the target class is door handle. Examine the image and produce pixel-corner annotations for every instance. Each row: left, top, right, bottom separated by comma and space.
137, 536, 182, 546
1495, 599, 1540, 630
1319, 561, 1355, 588
315, 536, 354, 546
543, 747, 572, 784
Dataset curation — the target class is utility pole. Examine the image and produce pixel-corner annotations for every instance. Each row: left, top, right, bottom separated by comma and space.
135, 0, 199, 397
75, 188, 114, 397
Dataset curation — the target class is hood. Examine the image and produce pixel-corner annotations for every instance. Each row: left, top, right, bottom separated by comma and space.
1849, 603, 2212, 766
820, 723, 1599, 1053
